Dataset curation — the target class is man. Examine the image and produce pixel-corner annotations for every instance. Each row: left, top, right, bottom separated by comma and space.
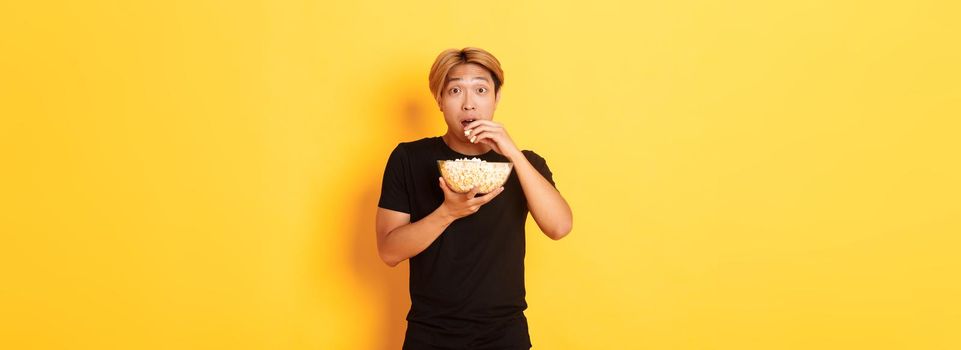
376, 47, 573, 349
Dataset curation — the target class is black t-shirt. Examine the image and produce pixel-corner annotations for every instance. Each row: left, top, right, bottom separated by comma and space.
378, 136, 555, 348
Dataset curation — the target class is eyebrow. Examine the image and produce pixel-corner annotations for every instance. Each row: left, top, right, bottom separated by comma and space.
446, 76, 491, 83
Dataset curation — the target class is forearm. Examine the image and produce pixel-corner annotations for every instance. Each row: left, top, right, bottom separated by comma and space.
509, 153, 573, 239
379, 206, 455, 266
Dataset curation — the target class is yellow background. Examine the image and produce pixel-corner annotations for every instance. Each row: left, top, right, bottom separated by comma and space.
2, 0, 959, 349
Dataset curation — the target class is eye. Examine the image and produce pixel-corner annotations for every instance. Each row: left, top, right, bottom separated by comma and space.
449, 87, 461, 94
477, 87, 488, 93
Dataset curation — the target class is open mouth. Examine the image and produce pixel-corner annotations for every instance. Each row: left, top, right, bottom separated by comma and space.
460, 119, 476, 128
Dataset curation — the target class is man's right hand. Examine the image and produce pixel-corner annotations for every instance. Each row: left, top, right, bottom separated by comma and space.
438, 177, 504, 220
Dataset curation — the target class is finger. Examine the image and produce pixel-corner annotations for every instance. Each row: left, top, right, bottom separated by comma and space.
467, 125, 497, 140
466, 186, 480, 198
465, 119, 501, 132
469, 127, 488, 141
439, 177, 453, 194
474, 186, 505, 204
470, 130, 501, 145
468, 121, 501, 134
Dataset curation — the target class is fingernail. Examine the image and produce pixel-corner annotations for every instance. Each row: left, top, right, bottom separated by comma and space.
464, 130, 471, 136
470, 136, 477, 143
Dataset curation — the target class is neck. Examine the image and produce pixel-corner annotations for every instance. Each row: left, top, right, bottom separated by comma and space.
442, 131, 491, 156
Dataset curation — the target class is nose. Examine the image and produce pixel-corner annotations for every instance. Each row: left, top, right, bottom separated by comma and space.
462, 95, 476, 111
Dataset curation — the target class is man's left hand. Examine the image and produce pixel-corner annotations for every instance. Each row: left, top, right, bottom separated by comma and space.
465, 120, 522, 160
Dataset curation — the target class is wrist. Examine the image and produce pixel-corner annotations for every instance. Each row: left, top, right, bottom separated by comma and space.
505, 149, 524, 162
433, 204, 457, 224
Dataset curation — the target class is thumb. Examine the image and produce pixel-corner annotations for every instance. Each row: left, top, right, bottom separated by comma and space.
438, 177, 452, 194
466, 186, 480, 198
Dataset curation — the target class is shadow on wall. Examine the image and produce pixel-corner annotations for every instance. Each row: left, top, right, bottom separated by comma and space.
345, 66, 438, 349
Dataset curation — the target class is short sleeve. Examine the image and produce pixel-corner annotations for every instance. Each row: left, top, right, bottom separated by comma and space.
378, 144, 411, 214
522, 150, 556, 188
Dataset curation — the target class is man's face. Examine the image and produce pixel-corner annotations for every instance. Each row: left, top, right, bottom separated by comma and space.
439, 63, 500, 142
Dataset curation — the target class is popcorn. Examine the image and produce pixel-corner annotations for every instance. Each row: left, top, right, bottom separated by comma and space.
437, 158, 513, 194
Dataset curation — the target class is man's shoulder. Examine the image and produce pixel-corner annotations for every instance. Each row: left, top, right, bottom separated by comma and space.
521, 149, 546, 163
396, 136, 440, 151
387, 136, 441, 163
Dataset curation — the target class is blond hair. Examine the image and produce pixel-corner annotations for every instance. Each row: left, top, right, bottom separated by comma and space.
428, 47, 504, 102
